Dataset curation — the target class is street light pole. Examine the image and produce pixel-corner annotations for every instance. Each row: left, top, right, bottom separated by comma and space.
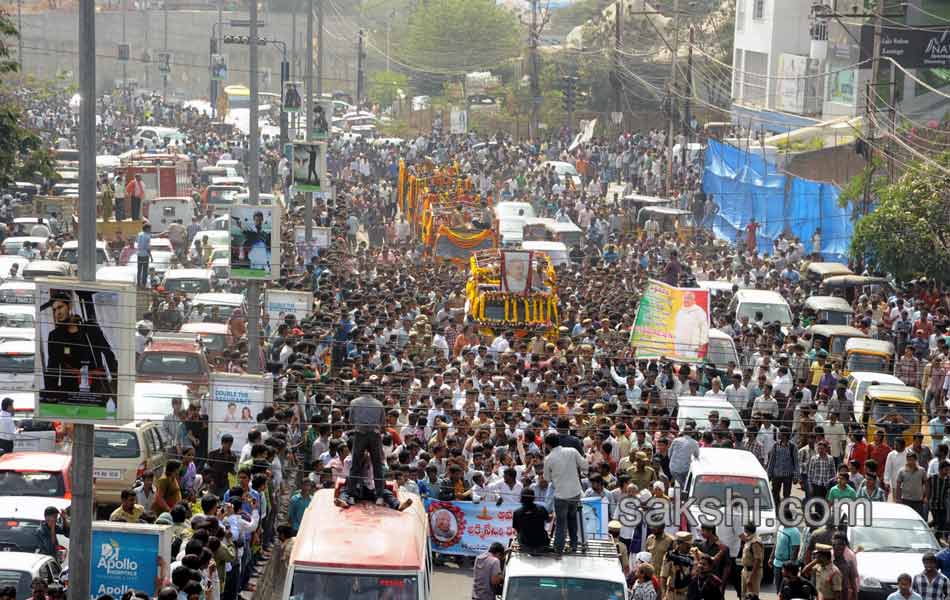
163, 0, 168, 97
71, 1, 97, 600
17, 0, 22, 71
247, 0, 261, 375
305, 0, 313, 244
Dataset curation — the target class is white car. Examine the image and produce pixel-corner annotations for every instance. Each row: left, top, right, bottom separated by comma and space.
161, 268, 214, 295
95, 265, 137, 285
0, 282, 35, 305
56, 240, 113, 266
129, 237, 175, 273
539, 160, 582, 187
188, 292, 244, 324
133, 381, 192, 422
0, 340, 34, 392
0, 256, 28, 281
850, 502, 940, 599
0, 306, 35, 344
0, 551, 63, 595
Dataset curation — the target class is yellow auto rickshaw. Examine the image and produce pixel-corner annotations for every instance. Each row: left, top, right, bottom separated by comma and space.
804, 324, 867, 362
844, 338, 895, 377
858, 384, 925, 447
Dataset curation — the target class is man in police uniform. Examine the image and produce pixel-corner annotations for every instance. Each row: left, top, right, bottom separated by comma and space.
647, 523, 675, 573
739, 521, 765, 599
661, 531, 694, 600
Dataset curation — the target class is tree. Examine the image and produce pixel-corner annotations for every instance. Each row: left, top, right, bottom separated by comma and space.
397, 0, 521, 76
368, 70, 408, 110
0, 12, 55, 187
850, 152, 950, 282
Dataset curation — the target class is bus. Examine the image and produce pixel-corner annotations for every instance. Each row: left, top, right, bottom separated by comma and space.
283, 486, 431, 600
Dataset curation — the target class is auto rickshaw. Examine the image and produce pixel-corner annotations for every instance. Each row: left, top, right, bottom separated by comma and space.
804, 324, 867, 361
844, 338, 895, 376
858, 384, 924, 447
819, 275, 894, 304
802, 295, 854, 326
637, 206, 696, 243
803, 262, 853, 286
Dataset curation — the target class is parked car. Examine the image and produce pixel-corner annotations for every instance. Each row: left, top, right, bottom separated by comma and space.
0, 452, 72, 499
93, 421, 170, 507
0, 552, 63, 597
0, 497, 70, 563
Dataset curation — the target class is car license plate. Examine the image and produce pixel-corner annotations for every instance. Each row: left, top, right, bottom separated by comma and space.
93, 469, 122, 480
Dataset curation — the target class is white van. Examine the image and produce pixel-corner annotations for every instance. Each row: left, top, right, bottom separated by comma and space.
521, 241, 569, 267
145, 197, 195, 234
706, 328, 740, 371
728, 289, 793, 326
502, 539, 627, 600
684, 448, 775, 568
494, 201, 535, 246
57, 241, 113, 266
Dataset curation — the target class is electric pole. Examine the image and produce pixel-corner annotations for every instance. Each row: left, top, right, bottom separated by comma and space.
316, 0, 323, 97
529, 0, 540, 140
163, 0, 168, 97
666, 0, 679, 195
357, 29, 365, 107
612, 0, 622, 120
17, 0, 22, 71
122, 0, 128, 113
683, 25, 693, 170
305, 0, 313, 243
71, 2, 96, 600
247, 0, 262, 375
144, 3, 150, 89
864, 0, 884, 217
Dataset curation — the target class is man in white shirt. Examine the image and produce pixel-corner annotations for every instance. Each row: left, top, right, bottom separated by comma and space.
0, 397, 16, 454
543, 432, 588, 553
884, 438, 909, 499
486, 468, 523, 505
724, 374, 748, 413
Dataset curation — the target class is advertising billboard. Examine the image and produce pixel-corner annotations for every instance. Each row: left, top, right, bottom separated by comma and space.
264, 290, 312, 326
629, 279, 710, 362
291, 141, 327, 193
91, 522, 172, 600
209, 372, 273, 447
228, 205, 281, 280
35, 279, 135, 424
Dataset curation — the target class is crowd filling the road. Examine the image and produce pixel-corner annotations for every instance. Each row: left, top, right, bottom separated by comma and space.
3, 87, 950, 600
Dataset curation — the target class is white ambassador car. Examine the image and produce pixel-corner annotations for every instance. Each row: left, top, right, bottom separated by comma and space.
851, 502, 940, 600
128, 237, 175, 273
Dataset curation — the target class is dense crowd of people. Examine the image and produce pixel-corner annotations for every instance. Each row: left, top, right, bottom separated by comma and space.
4, 84, 950, 600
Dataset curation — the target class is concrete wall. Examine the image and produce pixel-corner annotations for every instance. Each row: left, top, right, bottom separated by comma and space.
782, 145, 867, 188
16, 9, 368, 99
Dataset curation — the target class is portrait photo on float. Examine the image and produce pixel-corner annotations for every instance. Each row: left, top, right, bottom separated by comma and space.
36, 286, 121, 418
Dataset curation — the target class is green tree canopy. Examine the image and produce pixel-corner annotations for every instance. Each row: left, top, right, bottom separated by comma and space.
368, 70, 409, 109
0, 12, 55, 187
850, 152, 950, 282
397, 0, 521, 76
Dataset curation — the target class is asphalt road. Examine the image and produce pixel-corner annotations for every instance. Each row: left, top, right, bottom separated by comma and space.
432, 563, 780, 599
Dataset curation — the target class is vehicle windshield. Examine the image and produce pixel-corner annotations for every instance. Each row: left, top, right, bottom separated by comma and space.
692, 475, 773, 510
506, 576, 626, 600
134, 392, 180, 417
677, 405, 742, 433
847, 354, 888, 374
208, 189, 238, 206
164, 278, 211, 294
737, 302, 792, 325
289, 572, 418, 600
195, 333, 226, 352
229, 96, 250, 110
706, 338, 737, 370
0, 353, 34, 374
94, 430, 141, 459
0, 519, 45, 554
58, 248, 107, 265
850, 519, 938, 553
138, 353, 204, 376
0, 569, 34, 599
0, 470, 66, 497
0, 290, 35, 305
0, 312, 33, 329
870, 401, 920, 427
818, 310, 851, 325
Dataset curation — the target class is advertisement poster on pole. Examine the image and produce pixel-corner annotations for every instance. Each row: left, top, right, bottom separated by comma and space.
264, 290, 312, 326
211, 54, 228, 81
91, 522, 172, 599
34, 279, 135, 424
311, 99, 333, 141
291, 141, 326, 192
228, 205, 281, 280
209, 372, 274, 446
294, 225, 330, 264
629, 279, 710, 362
282, 80, 302, 113
450, 107, 468, 134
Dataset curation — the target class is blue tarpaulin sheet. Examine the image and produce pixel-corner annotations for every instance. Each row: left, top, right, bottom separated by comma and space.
702, 140, 854, 262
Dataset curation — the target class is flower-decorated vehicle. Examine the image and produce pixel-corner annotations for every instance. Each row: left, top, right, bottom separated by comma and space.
465, 249, 559, 341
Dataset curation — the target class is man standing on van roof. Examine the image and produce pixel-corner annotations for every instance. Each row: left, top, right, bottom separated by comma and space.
339, 395, 386, 506
543, 432, 588, 554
